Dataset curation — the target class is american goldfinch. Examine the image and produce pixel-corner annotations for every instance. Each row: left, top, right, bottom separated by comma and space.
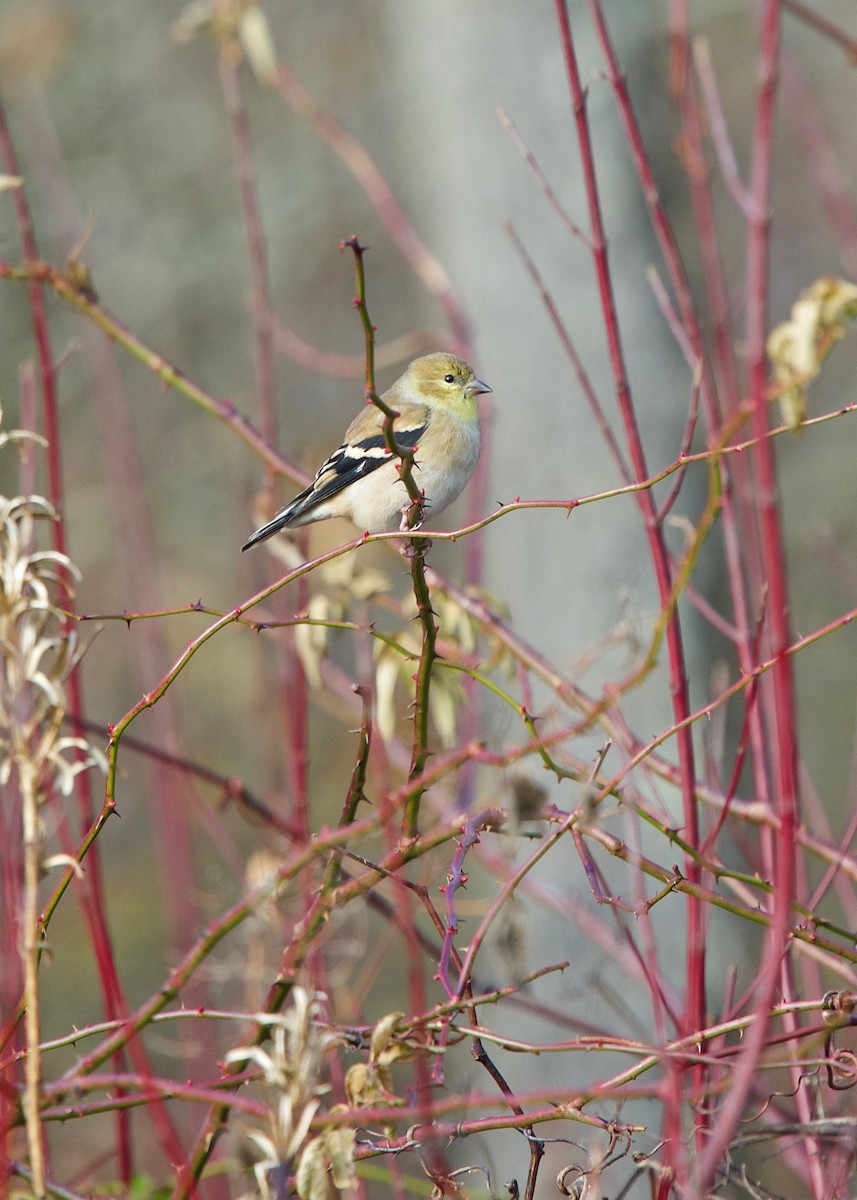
242, 352, 491, 550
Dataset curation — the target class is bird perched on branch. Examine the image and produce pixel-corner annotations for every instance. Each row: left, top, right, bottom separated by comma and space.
242, 352, 492, 550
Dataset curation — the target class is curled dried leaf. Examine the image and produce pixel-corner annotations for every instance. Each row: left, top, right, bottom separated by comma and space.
344, 1062, 369, 1107
369, 1011, 404, 1059
0, 434, 99, 807
767, 276, 857, 429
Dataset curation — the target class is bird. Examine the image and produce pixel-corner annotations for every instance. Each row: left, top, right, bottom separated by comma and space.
242, 352, 492, 550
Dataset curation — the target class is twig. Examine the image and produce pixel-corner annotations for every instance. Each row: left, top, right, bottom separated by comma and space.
270, 64, 471, 351
216, 24, 278, 447
693, 38, 755, 215
780, 0, 857, 62
504, 219, 632, 484
0, 258, 305, 484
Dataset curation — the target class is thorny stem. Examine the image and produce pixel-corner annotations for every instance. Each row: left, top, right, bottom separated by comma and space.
404, 554, 439, 836
341, 236, 422, 517
317, 687, 373, 904
171, 817, 465, 1197
342, 237, 440, 837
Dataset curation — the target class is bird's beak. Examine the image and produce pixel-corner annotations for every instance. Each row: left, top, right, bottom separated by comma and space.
466, 378, 493, 397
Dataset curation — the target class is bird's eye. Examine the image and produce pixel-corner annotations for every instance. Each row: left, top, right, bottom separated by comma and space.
443, 374, 455, 384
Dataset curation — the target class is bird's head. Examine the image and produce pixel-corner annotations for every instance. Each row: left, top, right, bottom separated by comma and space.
403, 352, 492, 417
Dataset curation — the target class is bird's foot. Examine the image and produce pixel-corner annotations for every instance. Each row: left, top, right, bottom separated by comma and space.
399, 536, 431, 559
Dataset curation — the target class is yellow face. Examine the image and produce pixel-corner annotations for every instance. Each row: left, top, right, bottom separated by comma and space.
405, 353, 491, 416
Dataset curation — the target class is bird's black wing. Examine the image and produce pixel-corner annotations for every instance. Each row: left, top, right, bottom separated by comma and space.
241, 423, 427, 550
299, 424, 427, 511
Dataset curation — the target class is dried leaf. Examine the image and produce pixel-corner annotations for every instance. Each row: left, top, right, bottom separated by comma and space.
373, 648, 402, 742
344, 1062, 369, 1107
428, 668, 464, 749
296, 1136, 330, 1200
767, 275, 857, 429
369, 1011, 404, 1059
325, 1127, 357, 1190
240, 5, 278, 84
294, 595, 330, 687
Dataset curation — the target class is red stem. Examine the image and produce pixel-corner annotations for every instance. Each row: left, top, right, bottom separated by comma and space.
217, 42, 278, 447
691, 6, 800, 1190
0, 97, 138, 1186
554, 8, 703, 1179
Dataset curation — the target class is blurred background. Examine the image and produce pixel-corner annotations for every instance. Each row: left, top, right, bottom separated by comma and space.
2, 0, 857, 1192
